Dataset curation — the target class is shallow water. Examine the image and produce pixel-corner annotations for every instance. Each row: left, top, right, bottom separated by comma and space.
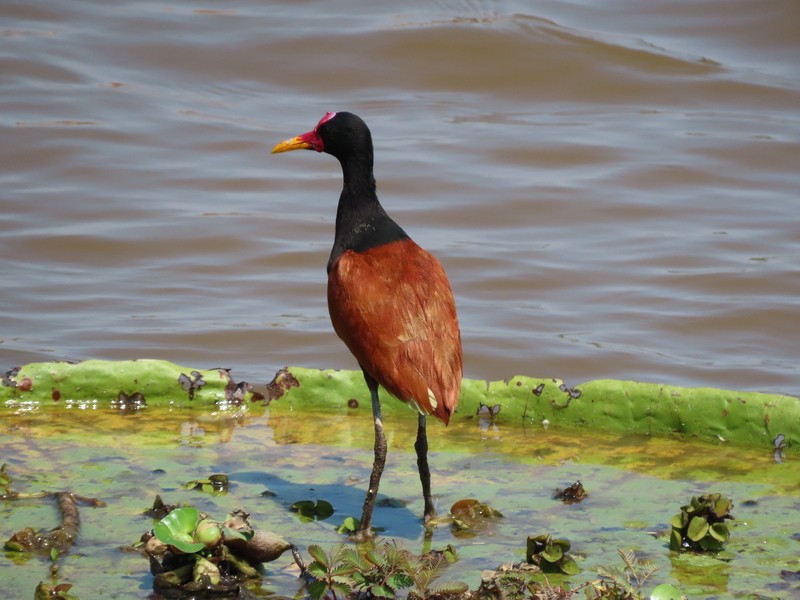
1, 0, 799, 396
1, 406, 798, 597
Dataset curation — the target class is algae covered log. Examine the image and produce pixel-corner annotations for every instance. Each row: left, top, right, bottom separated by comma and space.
268, 367, 799, 449
1, 359, 261, 410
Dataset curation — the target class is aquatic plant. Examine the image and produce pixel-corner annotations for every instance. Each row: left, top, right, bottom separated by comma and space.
183, 473, 230, 495
153, 506, 208, 553
525, 534, 580, 575
146, 504, 293, 597
303, 540, 461, 600
590, 549, 657, 599
669, 493, 734, 552
291, 498, 335, 522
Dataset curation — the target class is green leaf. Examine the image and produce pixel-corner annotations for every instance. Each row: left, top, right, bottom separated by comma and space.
336, 516, 360, 534
221, 526, 249, 542
687, 516, 709, 542
315, 499, 334, 520
669, 513, 685, 529
338, 547, 363, 571
331, 582, 354, 598
699, 536, 724, 551
669, 529, 683, 551
154, 507, 205, 554
306, 544, 329, 568
650, 583, 683, 600
307, 580, 329, 600
364, 545, 383, 566
709, 522, 730, 542
369, 583, 395, 598
306, 562, 327, 580
552, 538, 571, 551
194, 519, 222, 547
541, 543, 563, 563
388, 572, 414, 590
713, 497, 733, 518
559, 555, 580, 575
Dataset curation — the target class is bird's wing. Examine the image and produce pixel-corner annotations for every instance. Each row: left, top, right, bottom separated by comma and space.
328, 238, 462, 423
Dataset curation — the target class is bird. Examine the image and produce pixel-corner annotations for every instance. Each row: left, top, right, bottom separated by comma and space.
272, 111, 463, 541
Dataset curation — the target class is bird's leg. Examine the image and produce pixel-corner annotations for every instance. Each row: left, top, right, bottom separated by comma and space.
353, 374, 387, 542
415, 413, 436, 522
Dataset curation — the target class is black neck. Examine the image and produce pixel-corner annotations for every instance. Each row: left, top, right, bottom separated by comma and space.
327, 156, 408, 273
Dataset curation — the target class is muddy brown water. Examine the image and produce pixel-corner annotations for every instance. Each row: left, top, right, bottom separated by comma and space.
2, 1, 799, 395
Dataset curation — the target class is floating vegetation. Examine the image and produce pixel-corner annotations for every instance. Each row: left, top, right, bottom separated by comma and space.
553, 481, 587, 504
143, 502, 294, 597
525, 534, 580, 575
291, 498, 335, 522
669, 493, 734, 553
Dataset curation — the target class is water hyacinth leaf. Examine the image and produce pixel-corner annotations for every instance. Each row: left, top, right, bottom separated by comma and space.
709, 522, 730, 542
291, 500, 316, 522
0, 464, 10, 489
669, 513, 686, 529
193, 519, 222, 547
560, 555, 580, 575
184, 474, 229, 495
221, 526, 248, 542
669, 529, 683, 552
650, 583, 683, 600
699, 536, 724, 551
153, 507, 204, 554
553, 538, 571, 551
315, 499, 334, 520
291, 499, 334, 522
713, 497, 733, 518
687, 516, 709, 542
336, 516, 360, 535
541, 543, 563, 563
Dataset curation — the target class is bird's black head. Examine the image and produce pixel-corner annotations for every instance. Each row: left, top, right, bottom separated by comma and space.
272, 112, 373, 166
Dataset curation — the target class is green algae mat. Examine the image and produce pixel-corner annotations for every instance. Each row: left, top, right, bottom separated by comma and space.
2, 360, 799, 597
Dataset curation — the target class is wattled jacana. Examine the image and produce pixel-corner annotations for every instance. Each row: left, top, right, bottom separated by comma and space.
272, 112, 463, 540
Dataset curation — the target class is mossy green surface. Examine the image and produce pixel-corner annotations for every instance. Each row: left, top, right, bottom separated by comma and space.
272, 367, 799, 449
3, 361, 798, 449
1, 359, 251, 409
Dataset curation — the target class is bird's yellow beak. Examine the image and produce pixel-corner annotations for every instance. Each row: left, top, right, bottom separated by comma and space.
271, 136, 312, 154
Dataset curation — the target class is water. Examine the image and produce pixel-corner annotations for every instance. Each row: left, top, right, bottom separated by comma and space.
1, 406, 798, 597
2, 0, 799, 395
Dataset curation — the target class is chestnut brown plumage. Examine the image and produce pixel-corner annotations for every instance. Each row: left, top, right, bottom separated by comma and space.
272, 112, 462, 540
